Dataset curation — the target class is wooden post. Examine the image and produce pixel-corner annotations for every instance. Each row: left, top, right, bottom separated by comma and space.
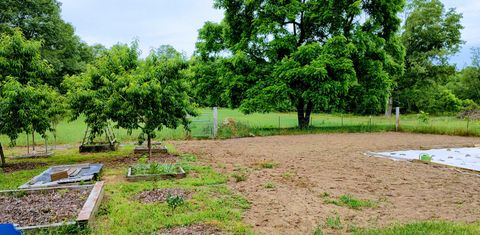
0, 142, 5, 167
45, 136, 48, 154
27, 133, 30, 154
213, 107, 218, 138
395, 107, 400, 132
32, 131, 35, 151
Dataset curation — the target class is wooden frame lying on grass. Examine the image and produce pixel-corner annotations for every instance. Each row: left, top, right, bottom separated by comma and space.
133, 145, 168, 154
126, 166, 186, 182
0, 182, 105, 232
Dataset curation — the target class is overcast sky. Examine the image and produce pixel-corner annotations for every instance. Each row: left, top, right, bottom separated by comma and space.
59, 0, 479, 67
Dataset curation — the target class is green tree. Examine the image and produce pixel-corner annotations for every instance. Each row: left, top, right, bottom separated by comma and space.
0, 30, 53, 84
64, 43, 140, 144
195, 0, 405, 128
397, 0, 464, 113
108, 48, 196, 158
450, 48, 480, 105
0, 80, 60, 166
0, 29, 54, 166
0, 0, 93, 87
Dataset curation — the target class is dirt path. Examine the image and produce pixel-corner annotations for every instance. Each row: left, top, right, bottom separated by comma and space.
173, 133, 480, 234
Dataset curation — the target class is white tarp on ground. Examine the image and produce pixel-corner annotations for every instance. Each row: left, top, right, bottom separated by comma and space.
369, 148, 480, 172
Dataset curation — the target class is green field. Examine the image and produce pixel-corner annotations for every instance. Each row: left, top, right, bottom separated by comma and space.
1, 108, 478, 148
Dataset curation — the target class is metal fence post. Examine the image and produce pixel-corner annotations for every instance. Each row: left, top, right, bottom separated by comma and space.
395, 107, 400, 132
213, 107, 218, 138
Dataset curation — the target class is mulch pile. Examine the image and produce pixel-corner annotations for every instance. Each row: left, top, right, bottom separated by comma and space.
157, 224, 222, 235
135, 188, 192, 203
0, 188, 90, 227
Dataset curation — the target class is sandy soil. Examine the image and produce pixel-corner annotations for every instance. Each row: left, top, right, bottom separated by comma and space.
173, 132, 480, 234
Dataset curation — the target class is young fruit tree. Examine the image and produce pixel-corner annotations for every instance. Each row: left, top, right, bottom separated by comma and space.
0, 80, 60, 165
108, 48, 196, 158
64, 43, 139, 147
0, 30, 54, 167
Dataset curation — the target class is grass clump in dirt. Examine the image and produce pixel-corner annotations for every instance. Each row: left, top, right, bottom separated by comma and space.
324, 194, 377, 210
353, 221, 480, 235
255, 160, 278, 169
326, 214, 344, 230
232, 172, 248, 182
264, 182, 276, 189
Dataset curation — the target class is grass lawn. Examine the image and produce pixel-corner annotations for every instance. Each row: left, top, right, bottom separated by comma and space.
1, 108, 478, 148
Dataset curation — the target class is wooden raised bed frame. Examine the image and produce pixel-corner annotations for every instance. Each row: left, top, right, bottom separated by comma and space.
0, 182, 105, 232
79, 143, 118, 153
126, 166, 186, 182
133, 145, 168, 154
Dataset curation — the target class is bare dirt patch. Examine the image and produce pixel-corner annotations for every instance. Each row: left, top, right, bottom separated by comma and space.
135, 188, 192, 203
157, 224, 222, 235
174, 133, 480, 234
1, 161, 47, 173
0, 188, 90, 227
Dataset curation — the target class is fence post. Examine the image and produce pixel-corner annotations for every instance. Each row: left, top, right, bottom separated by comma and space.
395, 107, 400, 132
213, 107, 218, 138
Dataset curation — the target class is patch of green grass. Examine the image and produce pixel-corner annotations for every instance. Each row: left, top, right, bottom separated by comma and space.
326, 214, 343, 230
93, 160, 251, 234
0, 168, 46, 190
354, 221, 480, 235
3, 109, 480, 147
324, 194, 377, 210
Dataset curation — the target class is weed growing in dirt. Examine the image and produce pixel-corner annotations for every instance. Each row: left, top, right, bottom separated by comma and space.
313, 226, 324, 235
166, 194, 185, 214
281, 172, 293, 180
264, 182, 276, 189
326, 214, 343, 230
232, 172, 247, 182
324, 194, 377, 210
259, 161, 277, 169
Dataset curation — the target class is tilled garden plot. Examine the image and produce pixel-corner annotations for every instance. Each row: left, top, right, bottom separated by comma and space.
0, 187, 89, 227
174, 132, 480, 234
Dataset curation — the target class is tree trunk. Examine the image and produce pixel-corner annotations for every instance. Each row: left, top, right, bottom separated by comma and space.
296, 99, 313, 129
32, 131, 35, 151
0, 142, 5, 167
147, 134, 152, 159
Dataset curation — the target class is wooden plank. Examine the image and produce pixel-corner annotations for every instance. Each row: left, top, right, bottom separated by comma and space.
77, 181, 105, 224
50, 171, 68, 181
